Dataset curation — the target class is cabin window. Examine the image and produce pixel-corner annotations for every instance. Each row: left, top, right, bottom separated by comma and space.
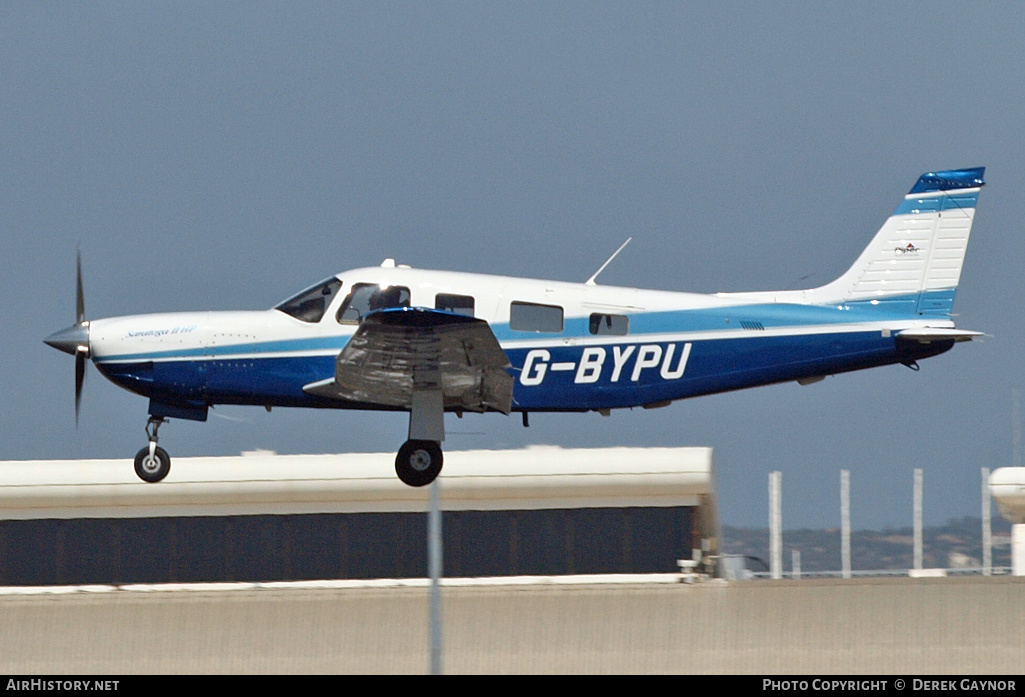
589, 313, 629, 336
435, 293, 475, 316
336, 283, 411, 324
510, 301, 563, 333
274, 278, 343, 323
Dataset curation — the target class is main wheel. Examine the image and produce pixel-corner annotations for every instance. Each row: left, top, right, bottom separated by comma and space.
395, 439, 443, 487
134, 446, 171, 483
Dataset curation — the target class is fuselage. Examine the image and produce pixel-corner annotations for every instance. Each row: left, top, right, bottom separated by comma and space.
87, 264, 956, 421
43, 166, 984, 487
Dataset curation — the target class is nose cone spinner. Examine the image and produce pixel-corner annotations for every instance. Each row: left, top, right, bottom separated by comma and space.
45, 321, 92, 424
44, 322, 90, 356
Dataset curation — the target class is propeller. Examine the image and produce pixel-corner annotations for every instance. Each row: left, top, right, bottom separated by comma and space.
44, 249, 91, 425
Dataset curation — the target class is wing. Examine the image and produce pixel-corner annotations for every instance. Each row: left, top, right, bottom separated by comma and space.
303, 307, 513, 414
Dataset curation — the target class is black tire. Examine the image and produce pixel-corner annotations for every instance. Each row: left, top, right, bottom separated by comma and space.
134, 446, 171, 483
395, 439, 443, 487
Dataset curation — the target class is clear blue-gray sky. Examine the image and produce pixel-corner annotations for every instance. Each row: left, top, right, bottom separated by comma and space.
3, 2, 1023, 529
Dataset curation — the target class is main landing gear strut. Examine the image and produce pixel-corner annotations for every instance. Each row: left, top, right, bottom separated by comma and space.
134, 417, 171, 483
394, 388, 445, 487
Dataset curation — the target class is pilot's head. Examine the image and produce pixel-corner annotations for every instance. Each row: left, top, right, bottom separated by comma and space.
369, 286, 401, 310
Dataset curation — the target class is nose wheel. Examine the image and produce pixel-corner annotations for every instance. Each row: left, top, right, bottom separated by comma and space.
395, 439, 443, 487
134, 417, 171, 483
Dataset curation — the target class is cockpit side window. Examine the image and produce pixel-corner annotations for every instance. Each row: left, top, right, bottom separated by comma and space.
274, 278, 343, 323
336, 283, 411, 324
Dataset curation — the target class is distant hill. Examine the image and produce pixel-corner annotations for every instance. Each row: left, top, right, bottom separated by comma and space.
720, 517, 1013, 573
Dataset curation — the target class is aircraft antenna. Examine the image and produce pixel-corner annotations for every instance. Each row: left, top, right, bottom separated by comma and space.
585, 237, 632, 286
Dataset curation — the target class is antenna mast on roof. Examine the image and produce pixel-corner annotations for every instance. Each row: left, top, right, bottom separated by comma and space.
585, 237, 632, 286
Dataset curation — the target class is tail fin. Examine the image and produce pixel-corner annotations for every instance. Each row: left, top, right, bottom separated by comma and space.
801, 167, 985, 316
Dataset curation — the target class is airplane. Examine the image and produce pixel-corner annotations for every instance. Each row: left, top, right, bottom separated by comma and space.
45, 166, 986, 487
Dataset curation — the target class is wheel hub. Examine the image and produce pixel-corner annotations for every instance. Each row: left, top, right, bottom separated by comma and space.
409, 450, 432, 471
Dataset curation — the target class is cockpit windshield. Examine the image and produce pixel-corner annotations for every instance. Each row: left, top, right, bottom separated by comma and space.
274, 277, 343, 323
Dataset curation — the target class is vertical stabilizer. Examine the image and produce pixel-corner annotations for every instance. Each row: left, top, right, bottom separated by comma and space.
805, 167, 984, 316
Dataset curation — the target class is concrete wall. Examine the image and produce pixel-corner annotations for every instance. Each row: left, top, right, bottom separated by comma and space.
2, 576, 1022, 674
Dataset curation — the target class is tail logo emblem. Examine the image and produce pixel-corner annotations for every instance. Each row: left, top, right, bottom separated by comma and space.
894, 243, 920, 255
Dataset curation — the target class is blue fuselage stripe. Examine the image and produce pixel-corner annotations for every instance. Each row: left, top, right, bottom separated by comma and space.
95, 329, 953, 412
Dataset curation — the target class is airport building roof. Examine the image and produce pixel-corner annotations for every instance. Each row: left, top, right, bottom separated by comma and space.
0, 446, 714, 520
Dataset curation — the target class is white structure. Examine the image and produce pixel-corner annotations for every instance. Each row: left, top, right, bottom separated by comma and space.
982, 467, 992, 576
0, 446, 716, 521
840, 469, 851, 579
769, 471, 781, 580
988, 467, 1025, 576
913, 468, 924, 571
0, 446, 719, 586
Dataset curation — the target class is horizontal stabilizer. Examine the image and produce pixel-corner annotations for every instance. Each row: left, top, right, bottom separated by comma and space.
896, 327, 984, 344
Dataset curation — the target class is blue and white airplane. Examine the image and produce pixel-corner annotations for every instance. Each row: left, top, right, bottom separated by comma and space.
46, 167, 985, 487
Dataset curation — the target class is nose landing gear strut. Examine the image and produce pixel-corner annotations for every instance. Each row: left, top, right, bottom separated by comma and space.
134, 417, 171, 483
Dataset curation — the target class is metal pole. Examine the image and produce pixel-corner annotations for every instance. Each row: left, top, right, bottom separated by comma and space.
982, 467, 991, 577
841, 470, 851, 579
1014, 388, 1022, 468
428, 478, 442, 675
913, 468, 923, 571
1010, 390, 1023, 576
769, 471, 782, 580
1013, 524, 1025, 577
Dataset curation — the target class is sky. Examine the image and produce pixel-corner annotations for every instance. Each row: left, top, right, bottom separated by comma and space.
2, 2, 1023, 529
